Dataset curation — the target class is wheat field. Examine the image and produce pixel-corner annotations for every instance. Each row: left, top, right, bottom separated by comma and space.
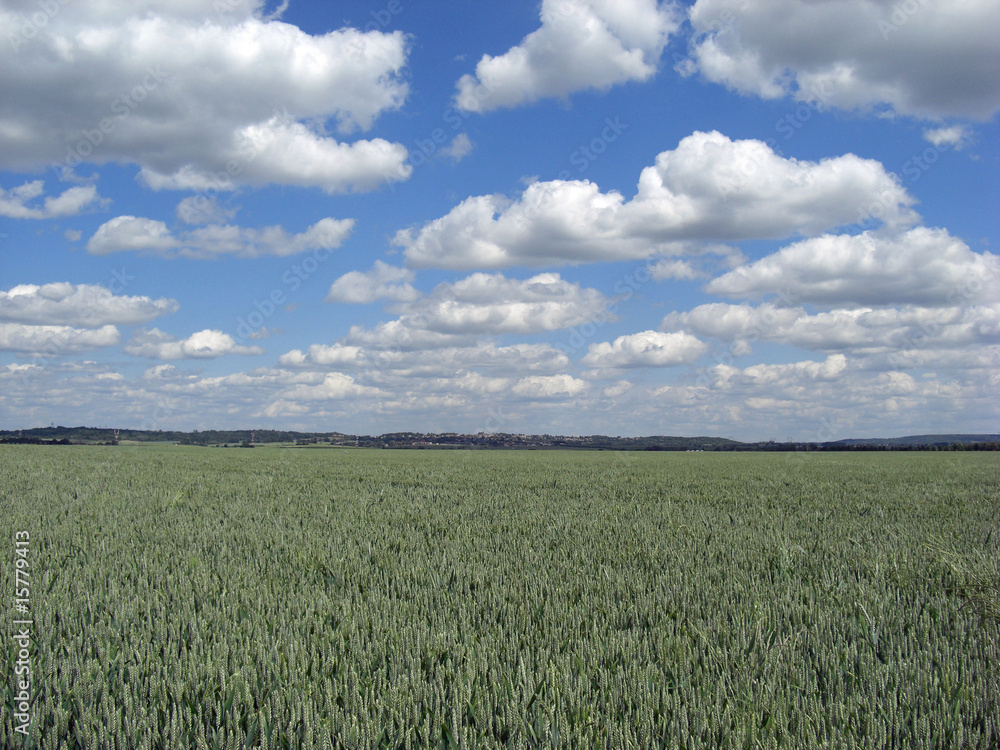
2, 446, 998, 748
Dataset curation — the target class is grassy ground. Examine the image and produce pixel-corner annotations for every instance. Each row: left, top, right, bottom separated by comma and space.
2, 447, 998, 748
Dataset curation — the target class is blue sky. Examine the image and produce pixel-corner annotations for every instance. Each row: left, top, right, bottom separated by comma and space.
1, 0, 998, 440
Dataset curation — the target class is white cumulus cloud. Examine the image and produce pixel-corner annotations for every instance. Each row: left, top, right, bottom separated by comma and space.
512, 374, 588, 398
1, 3, 411, 191
582, 330, 707, 369
280, 341, 570, 379
406, 273, 610, 334
0, 182, 104, 219
326, 262, 419, 304
681, 0, 1000, 119
923, 126, 971, 150
0, 323, 120, 355
88, 216, 354, 259
706, 228, 999, 307
663, 301, 1000, 357
0, 283, 178, 326
455, 0, 680, 112
124, 328, 264, 359
441, 133, 473, 162
398, 131, 916, 269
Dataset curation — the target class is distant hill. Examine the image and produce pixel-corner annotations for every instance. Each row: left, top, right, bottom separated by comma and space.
828, 434, 1000, 448
0, 426, 996, 450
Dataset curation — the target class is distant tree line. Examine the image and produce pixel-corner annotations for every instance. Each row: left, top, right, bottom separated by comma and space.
0, 437, 72, 445
1, 427, 996, 451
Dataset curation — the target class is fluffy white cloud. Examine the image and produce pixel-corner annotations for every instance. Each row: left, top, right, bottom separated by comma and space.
712, 354, 849, 389
455, 0, 680, 112
647, 258, 704, 281
0, 323, 120, 355
876, 344, 1000, 373
272, 372, 384, 403
124, 328, 264, 359
627, 132, 916, 235
0, 283, 178, 326
396, 181, 637, 268
3, 353, 995, 440
143, 364, 193, 382
441, 133, 473, 162
512, 374, 588, 398
431, 371, 512, 396
706, 228, 999, 307
326, 262, 419, 304
602, 380, 633, 397
582, 330, 707, 369
663, 301, 1000, 357
645, 353, 943, 438
327, 272, 609, 349
85, 217, 178, 255
923, 126, 971, 150
342, 320, 478, 352
408, 273, 609, 334
662, 302, 802, 342
88, 216, 354, 258
681, 0, 1000, 119
283, 272, 586, 414
281, 341, 570, 378
137, 118, 411, 193
0, 281, 181, 358
1, 3, 411, 191
175, 196, 237, 226
0, 181, 104, 219
279, 345, 365, 368
398, 131, 916, 269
